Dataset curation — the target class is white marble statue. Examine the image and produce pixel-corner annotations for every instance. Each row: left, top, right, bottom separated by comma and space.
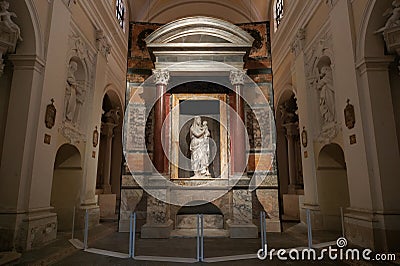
0, 1, 22, 41
316, 65, 335, 124
190, 116, 211, 177
376, 0, 400, 33
65, 61, 85, 125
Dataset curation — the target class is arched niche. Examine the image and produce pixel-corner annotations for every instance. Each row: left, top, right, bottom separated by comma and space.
316, 143, 349, 231
51, 144, 82, 232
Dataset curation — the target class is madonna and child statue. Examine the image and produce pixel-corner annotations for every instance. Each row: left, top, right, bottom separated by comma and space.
190, 116, 212, 178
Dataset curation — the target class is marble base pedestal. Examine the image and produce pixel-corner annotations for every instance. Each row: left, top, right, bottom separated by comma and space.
75, 205, 100, 230
98, 194, 116, 220
229, 189, 258, 238
0, 208, 57, 252
282, 194, 300, 220
228, 223, 258, 238
300, 204, 324, 230
266, 219, 281, 232
141, 219, 173, 238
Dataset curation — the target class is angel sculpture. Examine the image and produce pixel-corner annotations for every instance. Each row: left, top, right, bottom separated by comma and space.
0, 1, 23, 41
376, 0, 400, 33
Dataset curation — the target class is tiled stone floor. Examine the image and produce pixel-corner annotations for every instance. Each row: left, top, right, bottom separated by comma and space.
7, 222, 399, 265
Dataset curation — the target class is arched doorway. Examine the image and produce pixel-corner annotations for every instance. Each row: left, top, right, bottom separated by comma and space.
316, 143, 349, 231
51, 144, 82, 231
96, 89, 123, 220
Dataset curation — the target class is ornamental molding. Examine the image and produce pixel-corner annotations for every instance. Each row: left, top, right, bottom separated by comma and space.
229, 69, 246, 86
290, 28, 306, 57
153, 69, 170, 86
96, 29, 111, 59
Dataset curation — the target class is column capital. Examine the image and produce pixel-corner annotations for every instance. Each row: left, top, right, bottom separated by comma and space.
229, 69, 246, 86
153, 69, 170, 86
283, 122, 299, 137
101, 122, 117, 137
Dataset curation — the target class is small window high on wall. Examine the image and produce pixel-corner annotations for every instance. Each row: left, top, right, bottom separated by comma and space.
274, 0, 284, 32
116, 0, 125, 31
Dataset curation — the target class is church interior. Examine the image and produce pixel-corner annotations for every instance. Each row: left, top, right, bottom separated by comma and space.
0, 0, 399, 264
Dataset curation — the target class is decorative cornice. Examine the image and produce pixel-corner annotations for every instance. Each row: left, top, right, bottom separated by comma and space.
229, 69, 246, 86
153, 69, 170, 86
355, 56, 394, 75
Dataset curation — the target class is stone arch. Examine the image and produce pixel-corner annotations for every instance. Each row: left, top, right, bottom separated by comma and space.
0, 0, 42, 165
51, 143, 82, 232
9, 0, 43, 57
103, 85, 124, 113
275, 86, 296, 118
275, 87, 303, 221
96, 86, 124, 221
316, 143, 349, 231
146, 1, 253, 23
358, 0, 400, 152
356, 0, 388, 61
173, 200, 227, 232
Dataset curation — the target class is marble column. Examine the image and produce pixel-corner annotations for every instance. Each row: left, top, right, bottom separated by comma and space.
284, 122, 299, 193
229, 70, 246, 175
153, 69, 170, 174
101, 122, 117, 194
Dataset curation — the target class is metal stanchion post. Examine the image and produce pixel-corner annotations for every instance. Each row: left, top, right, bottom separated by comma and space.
84, 209, 89, 250
132, 212, 136, 258
129, 212, 133, 258
201, 214, 204, 261
196, 214, 200, 261
340, 207, 345, 238
71, 206, 76, 240
306, 209, 312, 249
263, 212, 267, 250
260, 211, 264, 250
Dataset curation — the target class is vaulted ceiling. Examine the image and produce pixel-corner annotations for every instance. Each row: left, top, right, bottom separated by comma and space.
128, 0, 271, 24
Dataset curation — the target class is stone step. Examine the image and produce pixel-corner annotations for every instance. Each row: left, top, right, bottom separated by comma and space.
170, 229, 230, 238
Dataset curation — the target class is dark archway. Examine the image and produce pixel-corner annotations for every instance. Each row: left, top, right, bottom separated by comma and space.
96, 89, 124, 220
317, 143, 349, 231
51, 144, 82, 232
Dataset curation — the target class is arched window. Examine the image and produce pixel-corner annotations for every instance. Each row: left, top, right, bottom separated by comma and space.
274, 0, 284, 32
116, 0, 125, 30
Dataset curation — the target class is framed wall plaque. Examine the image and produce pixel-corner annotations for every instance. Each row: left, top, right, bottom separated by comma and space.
301, 127, 308, 148
93, 126, 99, 147
344, 99, 355, 129
44, 134, 51, 145
45, 99, 56, 129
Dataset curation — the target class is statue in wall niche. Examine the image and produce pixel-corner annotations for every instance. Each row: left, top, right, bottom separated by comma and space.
190, 116, 211, 178
376, 0, 400, 33
316, 65, 335, 124
0, 0, 22, 41
64, 61, 85, 125
72, 80, 85, 124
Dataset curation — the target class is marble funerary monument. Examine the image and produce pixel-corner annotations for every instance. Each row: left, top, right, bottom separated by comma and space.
120, 17, 280, 238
